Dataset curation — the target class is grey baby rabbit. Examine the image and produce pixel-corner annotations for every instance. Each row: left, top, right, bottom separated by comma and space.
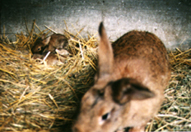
72, 22, 171, 132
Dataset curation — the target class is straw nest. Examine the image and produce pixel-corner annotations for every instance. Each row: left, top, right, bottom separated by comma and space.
0, 21, 190, 132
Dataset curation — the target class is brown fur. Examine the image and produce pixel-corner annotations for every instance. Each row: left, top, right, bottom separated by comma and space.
31, 33, 68, 54
31, 34, 50, 54
72, 22, 171, 132
32, 53, 65, 65
32, 33, 69, 65
42, 33, 68, 53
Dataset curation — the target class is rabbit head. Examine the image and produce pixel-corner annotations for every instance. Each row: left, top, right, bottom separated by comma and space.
32, 34, 50, 54
73, 79, 155, 132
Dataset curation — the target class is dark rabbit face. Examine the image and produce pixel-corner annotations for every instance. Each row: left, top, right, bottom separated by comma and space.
32, 34, 50, 54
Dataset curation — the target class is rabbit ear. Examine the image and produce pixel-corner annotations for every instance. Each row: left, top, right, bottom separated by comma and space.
41, 33, 46, 39
41, 34, 51, 46
111, 78, 155, 105
59, 39, 68, 47
97, 22, 113, 79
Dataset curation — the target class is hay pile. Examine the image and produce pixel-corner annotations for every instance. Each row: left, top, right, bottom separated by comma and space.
0, 22, 190, 132
0, 22, 98, 131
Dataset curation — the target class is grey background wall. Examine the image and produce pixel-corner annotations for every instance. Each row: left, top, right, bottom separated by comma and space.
1, 0, 191, 50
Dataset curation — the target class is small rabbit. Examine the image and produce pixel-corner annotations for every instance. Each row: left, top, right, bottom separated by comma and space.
32, 52, 65, 65
42, 33, 68, 54
72, 22, 171, 132
31, 34, 50, 54
32, 33, 68, 54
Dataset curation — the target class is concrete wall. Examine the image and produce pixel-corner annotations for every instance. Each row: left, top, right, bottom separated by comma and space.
1, 0, 191, 50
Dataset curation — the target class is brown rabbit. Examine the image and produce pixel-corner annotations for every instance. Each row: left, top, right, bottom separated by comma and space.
42, 33, 68, 54
72, 22, 171, 132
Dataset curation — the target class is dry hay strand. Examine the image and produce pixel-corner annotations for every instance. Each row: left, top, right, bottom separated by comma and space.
0, 21, 191, 131
146, 48, 191, 131
0, 22, 98, 131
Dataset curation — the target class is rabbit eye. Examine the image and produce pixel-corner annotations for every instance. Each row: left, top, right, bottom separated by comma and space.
99, 112, 110, 125
98, 89, 104, 97
102, 112, 110, 121
37, 47, 41, 51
